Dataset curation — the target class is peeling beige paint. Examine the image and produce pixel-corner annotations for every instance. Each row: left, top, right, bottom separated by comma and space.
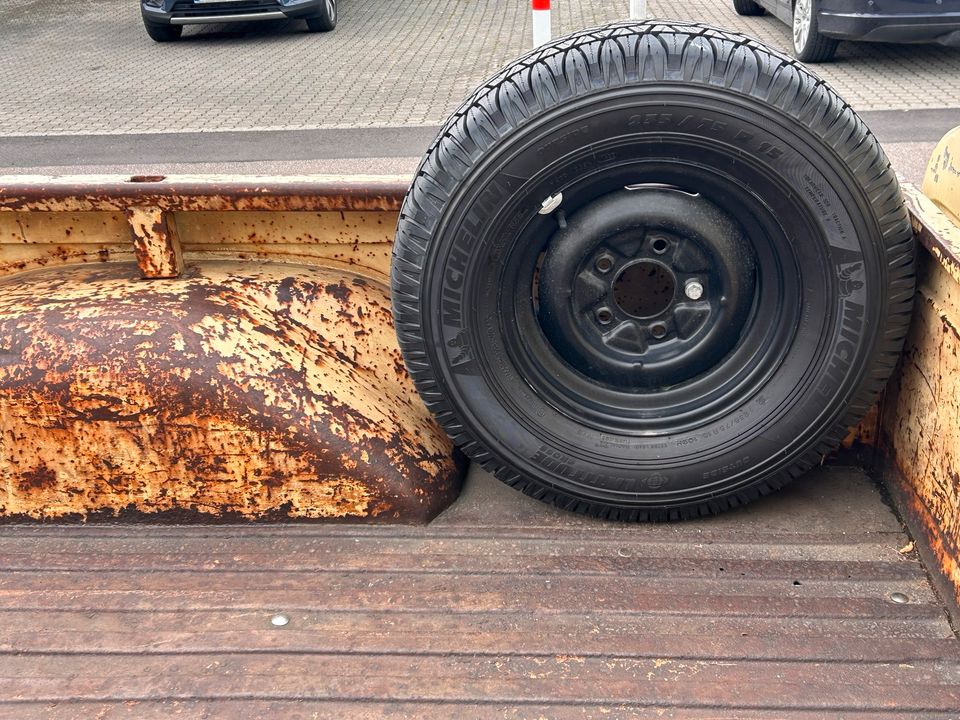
0, 176, 462, 522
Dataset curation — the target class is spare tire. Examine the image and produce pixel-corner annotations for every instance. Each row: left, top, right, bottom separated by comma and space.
391, 22, 915, 520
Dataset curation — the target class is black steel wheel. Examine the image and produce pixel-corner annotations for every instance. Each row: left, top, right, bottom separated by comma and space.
143, 20, 183, 42
732, 0, 765, 16
391, 22, 915, 521
306, 0, 337, 32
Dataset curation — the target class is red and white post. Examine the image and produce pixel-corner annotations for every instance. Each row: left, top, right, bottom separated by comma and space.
531, 0, 551, 46
629, 0, 647, 19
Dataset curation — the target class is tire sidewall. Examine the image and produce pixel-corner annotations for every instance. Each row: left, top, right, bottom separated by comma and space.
409, 86, 884, 510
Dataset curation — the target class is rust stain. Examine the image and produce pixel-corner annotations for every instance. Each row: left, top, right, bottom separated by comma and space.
842, 403, 879, 449
882, 245, 960, 612
0, 207, 399, 283
0, 175, 409, 213
0, 175, 447, 522
18, 465, 57, 492
0, 261, 462, 522
880, 131, 960, 614
125, 207, 183, 279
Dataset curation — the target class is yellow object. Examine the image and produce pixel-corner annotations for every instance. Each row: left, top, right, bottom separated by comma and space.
922, 125, 960, 226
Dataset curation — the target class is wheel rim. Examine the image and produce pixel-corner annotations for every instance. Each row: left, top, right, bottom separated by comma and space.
484, 136, 812, 436
536, 187, 756, 389
793, 0, 811, 51
326, 0, 336, 20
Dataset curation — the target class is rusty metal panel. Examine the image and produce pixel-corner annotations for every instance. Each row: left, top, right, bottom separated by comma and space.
0, 211, 134, 277
883, 154, 960, 619
0, 259, 461, 522
173, 209, 398, 281
883, 243, 960, 614
0, 175, 409, 212
0, 176, 408, 281
125, 207, 183, 279
0, 175, 465, 522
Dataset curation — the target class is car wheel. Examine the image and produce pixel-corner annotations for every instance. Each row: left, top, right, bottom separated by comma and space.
793, 0, 839, 62
732, 0, 765, 16
143, 20, 183, 42
391, 22, 915, 521
306, 0, 337, 32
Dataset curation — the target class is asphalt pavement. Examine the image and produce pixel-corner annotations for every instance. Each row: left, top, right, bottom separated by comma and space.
0, 0, 957, 181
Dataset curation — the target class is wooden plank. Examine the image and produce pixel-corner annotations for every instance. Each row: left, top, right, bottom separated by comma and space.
0, 548, 925, 580
1, 616, 957, 658
6, 701, 955, 720
2, 653, 959, 710
0, 524, 910, 546
0, 570, 939, 610
0, 609, 949, 645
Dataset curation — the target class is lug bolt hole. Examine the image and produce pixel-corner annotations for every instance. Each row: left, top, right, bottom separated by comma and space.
651, 237, 669, 254
651, 323, 667, 339
596, 256, 614, 273
596, 308, 614, 325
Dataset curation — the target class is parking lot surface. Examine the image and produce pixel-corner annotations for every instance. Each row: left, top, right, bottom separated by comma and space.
1, 0, 959, 139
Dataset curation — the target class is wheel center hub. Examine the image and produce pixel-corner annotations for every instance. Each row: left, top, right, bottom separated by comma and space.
613, 260, 676, 319
536, 187, 757, 389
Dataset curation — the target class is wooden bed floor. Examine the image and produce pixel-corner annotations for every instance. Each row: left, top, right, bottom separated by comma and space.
0, 461, 958, 719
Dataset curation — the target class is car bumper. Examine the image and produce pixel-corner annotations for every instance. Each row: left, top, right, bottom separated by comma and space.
142, 0, 324, 25
818, 10, 960, 45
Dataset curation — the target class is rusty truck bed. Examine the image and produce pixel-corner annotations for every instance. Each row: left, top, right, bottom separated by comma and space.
1, 458, 958, 718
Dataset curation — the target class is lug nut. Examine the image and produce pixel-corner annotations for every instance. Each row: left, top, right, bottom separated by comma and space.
596, 256, 613, 273
684, 280, 704, 300
596, 308, 613, 325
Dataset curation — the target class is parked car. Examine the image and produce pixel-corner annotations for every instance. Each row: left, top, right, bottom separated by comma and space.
733, 0, 960, 62
140, 0, 337, 42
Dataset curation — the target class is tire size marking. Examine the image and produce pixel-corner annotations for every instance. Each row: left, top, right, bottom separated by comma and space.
532, 443, 671, 492
535, 124, 591, 156
702, 455, 752, 481
707, 409, 751, 437
627, 112, 728, 136
532, 444, 602, 486
625, 112, 785, 160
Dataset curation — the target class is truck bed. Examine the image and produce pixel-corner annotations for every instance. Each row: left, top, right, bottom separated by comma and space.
1, 459, 958, 718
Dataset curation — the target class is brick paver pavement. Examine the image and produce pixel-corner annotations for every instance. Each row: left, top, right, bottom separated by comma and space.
0, 0, 958, 136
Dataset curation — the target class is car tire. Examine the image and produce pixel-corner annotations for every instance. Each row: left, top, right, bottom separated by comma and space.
143, 20, 183, 42
306, 0, 337, 32
391, 21, 915, 521
792, 0, 839, 62
732, 0, 765, 16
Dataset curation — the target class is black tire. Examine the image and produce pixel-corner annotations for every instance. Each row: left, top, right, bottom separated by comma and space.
792, 0, 839, 62
143, 20, 182, 42
732, 0, 765, 16
306, 0, 337, 32
391, 22, 914, 521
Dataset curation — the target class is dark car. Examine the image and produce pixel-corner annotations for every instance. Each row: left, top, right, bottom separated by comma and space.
141, 0, 337, 42
734, 0, 960, 62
